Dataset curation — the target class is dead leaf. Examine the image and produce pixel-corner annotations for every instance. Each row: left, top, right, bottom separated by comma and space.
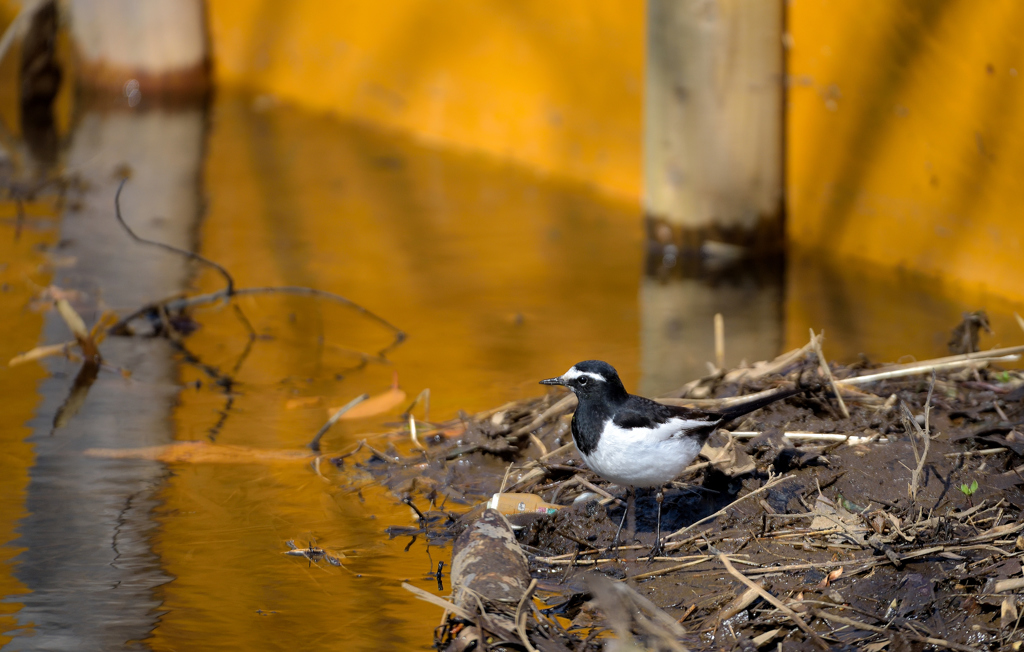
329, 386, 406, 420
1002, 596, 1018, 629
285, 396, 322, 410
818, 567, 844, 588
84, 441, 311, 464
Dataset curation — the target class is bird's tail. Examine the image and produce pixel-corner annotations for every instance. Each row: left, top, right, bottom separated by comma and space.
716, 385, 809, 424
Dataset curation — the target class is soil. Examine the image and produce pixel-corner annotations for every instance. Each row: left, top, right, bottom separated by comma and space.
358, 343, 1024, 651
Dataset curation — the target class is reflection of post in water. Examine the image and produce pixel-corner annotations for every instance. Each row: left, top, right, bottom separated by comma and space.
18, 0, 61, 167
7, 2, 214, 647
639, 227, 784, 396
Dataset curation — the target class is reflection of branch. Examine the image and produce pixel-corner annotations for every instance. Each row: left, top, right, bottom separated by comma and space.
108, 180, 406, 358
51, 359, 99, 432
167, 338, 247, 441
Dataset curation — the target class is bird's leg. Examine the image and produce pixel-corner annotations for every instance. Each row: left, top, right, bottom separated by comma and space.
647, 489, 666, 562
611, 487, 632, 558
627, 487, 637, 543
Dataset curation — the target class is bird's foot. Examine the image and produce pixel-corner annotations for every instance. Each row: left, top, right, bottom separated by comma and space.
644, 538, 665, 564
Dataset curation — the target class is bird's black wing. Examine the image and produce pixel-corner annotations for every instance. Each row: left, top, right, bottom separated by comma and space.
613, 395, 720, 431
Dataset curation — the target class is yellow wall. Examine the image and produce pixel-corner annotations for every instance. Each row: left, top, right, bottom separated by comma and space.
206, 0, 644, 201
787, 0, 1024, 303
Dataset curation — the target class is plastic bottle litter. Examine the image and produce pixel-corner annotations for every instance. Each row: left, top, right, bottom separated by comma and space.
487, 492, 562, 515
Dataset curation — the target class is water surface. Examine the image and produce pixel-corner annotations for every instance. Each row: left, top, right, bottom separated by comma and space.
1, 92, 1022, 650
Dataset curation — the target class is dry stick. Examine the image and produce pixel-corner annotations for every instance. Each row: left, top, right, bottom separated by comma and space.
669, 342, 814, 398
810, 329, 849, 419
401, 582, 475, 621
666, 474, 795, 540
809, 609, 982, 652
509, 394, 577, 439
575, 477, 625, 506
719, 555, 830, 651
658, 385, 815, 409
540, 442, 574, 462
110, 183, 407, 356
528, 433, 548, 457
115, 178, 235, 295
498, 462, 515, 495
409, 415, 426, 451
308, 394, 369, 452
628, 556, 717, 581
837, 345, 1024, 386
514, 579, 540, 652
904, 373, 934, 503
729, 431, 878, 444
945, 447, 1008, 458
714, 313, 725, 371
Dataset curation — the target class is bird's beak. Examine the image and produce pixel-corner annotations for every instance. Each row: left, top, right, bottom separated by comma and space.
539, 375, 565, 386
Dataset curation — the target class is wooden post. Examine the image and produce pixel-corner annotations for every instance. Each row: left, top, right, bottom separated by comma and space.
67, 0, 210, 98
645, 0, 784, 252
641, 1, 786, 392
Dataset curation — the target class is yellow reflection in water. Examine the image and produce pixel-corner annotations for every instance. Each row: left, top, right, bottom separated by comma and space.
0, 207, 57, 644
146, 93, 642, 650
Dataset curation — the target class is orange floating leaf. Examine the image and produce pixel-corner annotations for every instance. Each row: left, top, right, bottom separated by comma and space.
286, 396, 323, 410
329, 387, 406, 420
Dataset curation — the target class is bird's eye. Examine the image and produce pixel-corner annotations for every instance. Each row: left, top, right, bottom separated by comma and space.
578, 377, 588, 386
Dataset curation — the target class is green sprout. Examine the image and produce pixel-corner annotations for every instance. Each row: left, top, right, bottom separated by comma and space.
959, 480, 979, 498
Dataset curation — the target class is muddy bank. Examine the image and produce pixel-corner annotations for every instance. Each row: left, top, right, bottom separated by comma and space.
357, 335, 1024, 651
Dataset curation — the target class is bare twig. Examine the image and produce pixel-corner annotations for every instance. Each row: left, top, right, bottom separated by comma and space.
719, 555, 829, 650
811, 609, 981, 652
628, 555, 717, 581
810, 329, 849, 419
109, 181, 406, 356
409, 415, 426, 451
540, 442, 574, 462
901, 374, 934, 503
514, 579, 539, 652
729, 431, 879, 444
401, 582, 475, 621
944, 447, 1008, 458
115, 179, 235, 295
668, 342, 815, 398
509, 394, 576, 440
838, 346, 1024, 386
309, 394, 368, 452
714, 313, 725, 370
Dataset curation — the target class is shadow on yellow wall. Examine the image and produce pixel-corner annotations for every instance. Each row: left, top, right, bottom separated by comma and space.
788, 0, 1024, 302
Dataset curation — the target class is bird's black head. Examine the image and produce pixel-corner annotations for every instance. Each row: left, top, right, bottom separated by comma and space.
539, 360, 628, 403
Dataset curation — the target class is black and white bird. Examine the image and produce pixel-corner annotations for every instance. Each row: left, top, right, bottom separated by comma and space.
540, 360, 806, 557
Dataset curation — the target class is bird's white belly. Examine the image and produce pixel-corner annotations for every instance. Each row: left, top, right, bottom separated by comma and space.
580, 420, 704, 488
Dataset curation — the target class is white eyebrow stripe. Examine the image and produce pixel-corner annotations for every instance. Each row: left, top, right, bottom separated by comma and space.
562, 367, 606, 383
